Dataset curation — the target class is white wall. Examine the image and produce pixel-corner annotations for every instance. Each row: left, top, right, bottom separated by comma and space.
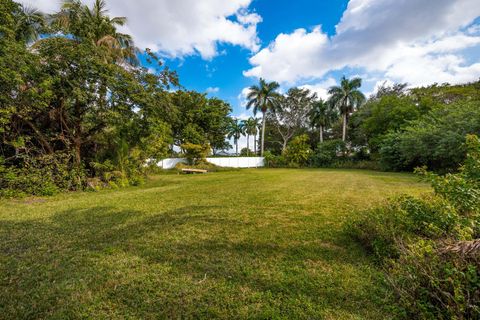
158, 157, 265, 169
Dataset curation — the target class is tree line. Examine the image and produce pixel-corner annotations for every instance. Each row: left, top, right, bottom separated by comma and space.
244, 76, 480, 172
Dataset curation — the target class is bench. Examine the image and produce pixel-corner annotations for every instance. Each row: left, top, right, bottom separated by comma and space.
181, 168, 208, 174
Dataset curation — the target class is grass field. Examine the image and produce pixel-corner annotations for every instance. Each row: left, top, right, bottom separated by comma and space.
0, 169, 429, 319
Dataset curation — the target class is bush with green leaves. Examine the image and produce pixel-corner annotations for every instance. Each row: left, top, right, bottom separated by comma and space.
174, 161, 237, 173
0, 154, 85, 197
387, 240, 480, 319
181, 143, 210, 165
348, 195, 465, 262
329, 160, 381, 171
263, 151, 287, 168
348, 134, 480, 319
309, 139, 346, 167
379, 101, 480, 172
283, 134, 312, 167
240, 147, 255, 156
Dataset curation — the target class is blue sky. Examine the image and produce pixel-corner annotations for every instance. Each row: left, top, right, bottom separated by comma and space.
24, 0, 480, 150
129, 0, 478, 120
157, 0, 351, 116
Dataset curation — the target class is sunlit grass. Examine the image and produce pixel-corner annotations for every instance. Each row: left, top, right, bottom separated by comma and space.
0, 169, 428, 319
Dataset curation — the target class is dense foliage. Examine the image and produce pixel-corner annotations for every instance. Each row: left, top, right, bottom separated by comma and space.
348, 135, 480, 319
262, 80, 480, 172
0, 0, 233, 196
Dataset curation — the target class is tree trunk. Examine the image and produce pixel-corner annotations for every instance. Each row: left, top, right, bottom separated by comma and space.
73, 137, 82, 167
236, 140, 238, 156
246, 134, 250, 156
254, 134, 257, 155
282, 139, 287, 153
320, 125, 324, 143
261, 113, 266, 156
342, 113, 347, 142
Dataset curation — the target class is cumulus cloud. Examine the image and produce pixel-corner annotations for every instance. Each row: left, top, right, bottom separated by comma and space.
237, 87, 252, 108
206, 87, 220, 94
299, 78, 337, 100
244, 0, 480, 86
21, 0, 261, 59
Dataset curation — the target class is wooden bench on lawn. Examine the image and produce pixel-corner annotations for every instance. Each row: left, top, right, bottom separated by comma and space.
181, 168, 208, 174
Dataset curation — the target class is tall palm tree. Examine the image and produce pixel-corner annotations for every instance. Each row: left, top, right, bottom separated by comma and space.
328, 76, 365, 142
15, 5, 46, 44
243, 117, 260, 156
246, 78, 281, 156
309, 99, 337, 143
51, 0, 137, 65
241, 117, 260, 156
227, 118, 245, 156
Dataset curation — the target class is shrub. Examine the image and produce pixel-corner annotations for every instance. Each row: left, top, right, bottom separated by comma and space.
309, 139, 346, 167
263, 151, 286, 168
181, 143, 210, 165
379, 101, 480, 172
388, 241, 480, 319
240, 147, 255, 156
283, 134, 312, 167
329, 160, 381, 171
348, 135, 480, 318
416, 135, 480, 216
0, 153, 86, 198
348, 195, 465, 262
174, 161, 237, 173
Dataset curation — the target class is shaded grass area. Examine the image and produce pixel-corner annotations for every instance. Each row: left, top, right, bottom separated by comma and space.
0, 169, 429, 319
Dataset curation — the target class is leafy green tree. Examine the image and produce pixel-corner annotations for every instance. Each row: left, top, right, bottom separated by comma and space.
353, 95, 426, 151
283, 134, 312, 167
246, 78, 281, 156
274, 87, 315, 151
328, 76, 365, 142
170, 91, 232, 153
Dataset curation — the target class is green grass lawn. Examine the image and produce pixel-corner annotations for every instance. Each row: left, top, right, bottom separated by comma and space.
0, 169, 429, 319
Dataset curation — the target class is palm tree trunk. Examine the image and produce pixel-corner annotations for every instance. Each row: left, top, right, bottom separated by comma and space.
320, 125, 324, 143
254, 134, 257, 155
342, 113, 347, 142
261, 112, 266, 156
236, 140, 239, 156
246, 134, 250, 156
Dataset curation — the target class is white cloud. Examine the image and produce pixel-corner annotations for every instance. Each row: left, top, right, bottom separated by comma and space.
299, 77, 337, 100
237, 87, 252, 108
206, 87, 220, 94
244, 26, 329, 83
233, 112, 252, 121
244, 0, 480, 87
22, 0, 261, 59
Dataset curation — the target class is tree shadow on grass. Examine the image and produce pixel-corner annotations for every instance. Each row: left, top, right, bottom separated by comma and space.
0, 205, 388, 319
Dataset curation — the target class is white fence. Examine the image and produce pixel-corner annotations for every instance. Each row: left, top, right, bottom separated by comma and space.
158, 157, 265, 169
